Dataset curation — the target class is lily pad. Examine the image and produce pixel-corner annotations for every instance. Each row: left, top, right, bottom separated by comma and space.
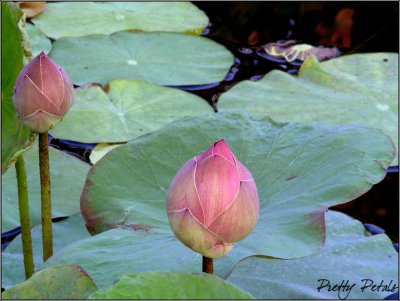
2, 143, 90, 231
226, 210, 399, 299
89, 272, 253, 299
25, 23, 51, 57
2, 214, 90, 289
80, 111, 394, 259
49, 79, 213, 143
44, 229, 200, 289
43, 211, 397, 296
2, 265, 97, 299
42, 227, 261, 289
219, 53, 398, 164
32, 2, 209, 39
49, 32, 234, 86
1, 2, 34, 174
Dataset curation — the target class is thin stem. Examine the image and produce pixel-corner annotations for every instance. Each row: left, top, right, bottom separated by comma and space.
347, 21, 392, 54
39, 132, 53, 261
202, 256, 213, 274
15, 155, 35, 278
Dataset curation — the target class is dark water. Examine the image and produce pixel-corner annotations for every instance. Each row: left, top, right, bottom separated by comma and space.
3, 2, 398, 251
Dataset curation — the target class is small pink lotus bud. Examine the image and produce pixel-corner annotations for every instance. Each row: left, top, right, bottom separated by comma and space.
12, 51, 74, 133
166, 139, 259, 258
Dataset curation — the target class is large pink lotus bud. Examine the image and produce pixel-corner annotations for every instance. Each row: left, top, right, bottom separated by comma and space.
166, 139, 259, 258
12, 51, 74, 133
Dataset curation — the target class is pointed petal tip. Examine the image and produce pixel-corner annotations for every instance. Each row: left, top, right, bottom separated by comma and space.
213, 138, 228, 148
212, 139, 235, 163
197, 139, 232, 162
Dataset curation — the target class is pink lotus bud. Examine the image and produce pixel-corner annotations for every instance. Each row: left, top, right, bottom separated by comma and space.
166, 139, 259, 258
12, 51, 74, 133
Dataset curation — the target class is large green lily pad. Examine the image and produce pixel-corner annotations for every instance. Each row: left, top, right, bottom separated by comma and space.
44, 229, 200, 289
2, 214, 90, 289
25, 22, 51, 57
2, 144, 90, 231
226, 210, 398, 299
50, 79, 213, 143
42, 227, 268, 289
2, 265, 97, 299
80, 111, 394, 259
32, 2, 209, 39
89, 272, 253, 299
42, 211, 397, 296
1, 2, 35, 174
49, 32, 234, 86
219, 53, 398, 165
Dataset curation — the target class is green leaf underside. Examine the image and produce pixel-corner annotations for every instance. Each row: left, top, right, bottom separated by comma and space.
2, 143, 90, 231
49, 79, 213, 143
5, 211, 397, 298
1, 2, 33, 174
226, 210, 398, 299
32, 2, 209, 39
42, 227, 280, 290
39, 211, 397, 297
2, 214, 90, 289
88, 272, 253, 299
2, 265, 97, 299
25, 22, 51, 57
44, 229, 203, 289
80, 111, 394, 259
49, 32, 234, 86
219, 53, 398, 165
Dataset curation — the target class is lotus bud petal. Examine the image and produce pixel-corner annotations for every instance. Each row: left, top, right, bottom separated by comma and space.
12, 51, 74, 133
166, 139, 259, 258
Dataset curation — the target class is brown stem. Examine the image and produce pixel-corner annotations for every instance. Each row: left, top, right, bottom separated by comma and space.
39, 132, 53, 261
202, 256, 213, 274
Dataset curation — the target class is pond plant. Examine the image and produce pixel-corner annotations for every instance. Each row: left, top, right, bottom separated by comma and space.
166, 139, 259, 273
12, 51, 74, 263
2, 2, 34, 281
2, 2, 398, 300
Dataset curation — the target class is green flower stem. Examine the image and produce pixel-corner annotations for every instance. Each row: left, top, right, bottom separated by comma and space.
202, 256, 213, 274
15, 155, 35, 278
39, 132, 53, 261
